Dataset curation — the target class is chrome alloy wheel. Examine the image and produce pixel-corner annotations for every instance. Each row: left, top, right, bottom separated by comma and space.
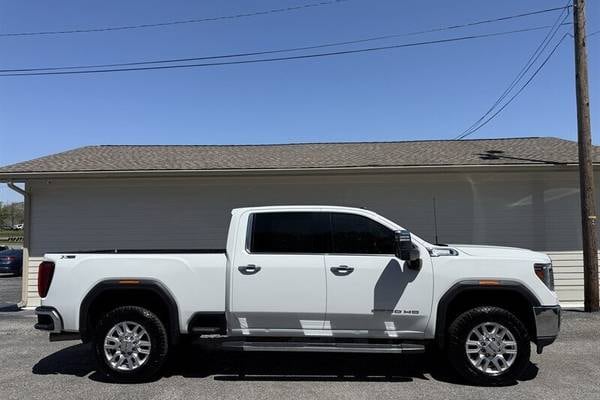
103, 321, 151, 371
465, 322, 518, 375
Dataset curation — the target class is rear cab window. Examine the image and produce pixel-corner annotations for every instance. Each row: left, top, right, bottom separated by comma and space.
248, 212, 331, 254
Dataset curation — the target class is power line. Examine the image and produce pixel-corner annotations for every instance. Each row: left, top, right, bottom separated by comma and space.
455, 0, 571, 140
0, 25, 565, 77
0, 0, 353, 38
397, 5, 570, 35
0, 9, 574, 73
0, 4, 570, 40
456, 2, 569, 139
455, 34, 569, 140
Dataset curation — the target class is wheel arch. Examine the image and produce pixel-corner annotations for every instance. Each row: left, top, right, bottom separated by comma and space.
79, 279, 180, 345
435, 280, 541, 348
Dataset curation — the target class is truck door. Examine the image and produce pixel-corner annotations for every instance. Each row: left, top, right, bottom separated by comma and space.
230, 211, 329, 336
324, 212, 433, 338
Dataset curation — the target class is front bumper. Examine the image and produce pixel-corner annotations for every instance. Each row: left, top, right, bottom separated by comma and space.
533, 305, 561, 353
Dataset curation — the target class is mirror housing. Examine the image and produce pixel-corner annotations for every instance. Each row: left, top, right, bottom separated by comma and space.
395, 230, 421, 264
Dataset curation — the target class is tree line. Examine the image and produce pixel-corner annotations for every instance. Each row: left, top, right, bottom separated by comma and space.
0, 202, 24, 229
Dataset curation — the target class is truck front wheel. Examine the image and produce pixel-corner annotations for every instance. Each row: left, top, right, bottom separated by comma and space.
93, 306, 169, 382
446, 306, 531, 385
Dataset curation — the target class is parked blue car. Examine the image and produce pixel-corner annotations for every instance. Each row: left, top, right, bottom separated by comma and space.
0, 248, 23, 276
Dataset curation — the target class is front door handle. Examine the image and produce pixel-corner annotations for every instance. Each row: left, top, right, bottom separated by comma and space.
238, 264, 262, 275
330, 265, 355, 276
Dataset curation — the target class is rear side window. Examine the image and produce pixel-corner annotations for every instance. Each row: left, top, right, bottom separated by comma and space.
331, 213, 395, 254
249, 212, 331, 254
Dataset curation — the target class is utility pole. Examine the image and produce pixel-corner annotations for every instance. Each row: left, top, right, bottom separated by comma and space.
573, 0, 599, 312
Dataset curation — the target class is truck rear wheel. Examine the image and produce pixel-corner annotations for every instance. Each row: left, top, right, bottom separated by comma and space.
93, 306, 169, 382
446, 306, 530, 386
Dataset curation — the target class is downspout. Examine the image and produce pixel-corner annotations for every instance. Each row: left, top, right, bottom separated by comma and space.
7, 182, 30, 308
7, 182, 26, 196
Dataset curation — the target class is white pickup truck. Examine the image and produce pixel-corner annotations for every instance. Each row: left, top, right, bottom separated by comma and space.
34, 206, 560, 385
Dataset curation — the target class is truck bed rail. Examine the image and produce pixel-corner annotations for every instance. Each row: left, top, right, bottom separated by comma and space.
54, 249, 226, 254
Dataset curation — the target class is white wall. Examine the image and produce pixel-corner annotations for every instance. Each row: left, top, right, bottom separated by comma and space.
23, 168, 600, 306
25, 257, 43, 308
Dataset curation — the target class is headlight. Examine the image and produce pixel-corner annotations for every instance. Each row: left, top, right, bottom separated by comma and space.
534, 263, 555, 291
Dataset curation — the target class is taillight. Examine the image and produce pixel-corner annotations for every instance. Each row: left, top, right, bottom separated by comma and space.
1, 256, 16, 261
38, 261, 55, 298
534, 263, 555, 291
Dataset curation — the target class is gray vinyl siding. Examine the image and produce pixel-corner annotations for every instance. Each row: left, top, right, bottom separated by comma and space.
27, 169, 594, 254
24, 168, 600, 307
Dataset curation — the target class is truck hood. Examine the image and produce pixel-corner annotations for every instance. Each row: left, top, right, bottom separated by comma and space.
448, 244, 550, 262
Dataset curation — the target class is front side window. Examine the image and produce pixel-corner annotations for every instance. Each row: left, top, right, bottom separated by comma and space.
249, 212, 330, 254
331, 213, 395, 254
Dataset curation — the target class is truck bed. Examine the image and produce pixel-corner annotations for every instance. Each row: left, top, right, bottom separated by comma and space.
42, 251, 228, 334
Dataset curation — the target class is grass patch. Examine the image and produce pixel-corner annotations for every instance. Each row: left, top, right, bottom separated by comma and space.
0, 230, 23, 236
0, 230, 23, 246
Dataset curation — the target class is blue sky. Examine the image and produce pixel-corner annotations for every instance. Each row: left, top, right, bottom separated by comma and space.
0, 0, 599, 202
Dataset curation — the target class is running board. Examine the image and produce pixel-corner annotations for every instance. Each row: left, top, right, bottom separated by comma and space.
221, 341, 425, 354
190, 326, 223, 334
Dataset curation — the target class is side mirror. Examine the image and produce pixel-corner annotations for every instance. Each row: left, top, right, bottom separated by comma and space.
395, 230, 421, 264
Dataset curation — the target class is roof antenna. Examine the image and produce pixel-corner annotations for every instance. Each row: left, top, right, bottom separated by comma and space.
432, 196, 440, 245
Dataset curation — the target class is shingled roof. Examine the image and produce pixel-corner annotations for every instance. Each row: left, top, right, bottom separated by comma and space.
0, 137, 596, 178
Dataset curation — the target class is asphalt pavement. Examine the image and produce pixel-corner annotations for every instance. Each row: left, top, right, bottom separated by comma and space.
0, 276, 599, 400
0, 273, 21, 310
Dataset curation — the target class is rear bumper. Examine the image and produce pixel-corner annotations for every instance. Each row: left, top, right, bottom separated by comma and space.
533, 305, 561, 353
35, 306, 81, 341
35, 306, 63, 333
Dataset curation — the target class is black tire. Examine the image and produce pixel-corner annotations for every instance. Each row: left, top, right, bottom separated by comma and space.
447, 306, 531, 386
93, 306, 169, 382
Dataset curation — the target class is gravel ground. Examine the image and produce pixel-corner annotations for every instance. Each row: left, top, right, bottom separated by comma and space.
0, 275, 598, 400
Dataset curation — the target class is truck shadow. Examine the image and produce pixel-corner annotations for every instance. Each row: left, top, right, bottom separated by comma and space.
31, 343, 539, 386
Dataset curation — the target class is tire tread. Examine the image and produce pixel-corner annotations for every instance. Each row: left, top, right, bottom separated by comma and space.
93, 305, 169, 382
447, 306, 531, 386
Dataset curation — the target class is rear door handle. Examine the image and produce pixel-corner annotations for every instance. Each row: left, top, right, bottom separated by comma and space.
238, 264, 262, 275
330, 265, 355, 276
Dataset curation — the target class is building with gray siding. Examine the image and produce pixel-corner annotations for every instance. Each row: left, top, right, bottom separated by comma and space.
1, 137, 598, 308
